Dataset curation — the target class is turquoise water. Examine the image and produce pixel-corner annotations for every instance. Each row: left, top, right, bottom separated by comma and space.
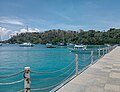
0, 44, 102, 92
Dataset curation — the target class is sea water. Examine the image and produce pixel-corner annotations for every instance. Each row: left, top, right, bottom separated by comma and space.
0, 44, 102, 92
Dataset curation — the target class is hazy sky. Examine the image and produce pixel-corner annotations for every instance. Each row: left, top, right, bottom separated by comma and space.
0, 0, 120, 40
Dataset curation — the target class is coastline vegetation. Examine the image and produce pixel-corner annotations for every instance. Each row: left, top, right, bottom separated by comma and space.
3, 28, 120, 45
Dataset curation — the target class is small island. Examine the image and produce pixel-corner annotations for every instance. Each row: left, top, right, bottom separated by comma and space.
2, 28, 120, 45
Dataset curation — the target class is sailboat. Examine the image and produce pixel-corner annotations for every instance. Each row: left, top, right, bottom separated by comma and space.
19, 26, 34, 47
58, 31, 67, 47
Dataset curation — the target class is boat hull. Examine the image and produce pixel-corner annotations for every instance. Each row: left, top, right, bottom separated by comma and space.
19, 44, 34, 47
46, 46, 56, 48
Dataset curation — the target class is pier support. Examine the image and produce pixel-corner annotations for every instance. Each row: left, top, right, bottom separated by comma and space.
75, 54, 78, 75
24, 67, 30, 92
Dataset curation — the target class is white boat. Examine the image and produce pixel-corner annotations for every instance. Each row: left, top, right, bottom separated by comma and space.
74, 44, 87, 50
0, 43, 2, 46
46, 43, 56, 48
19, 42, 34, 47
58, 31, 67, 47
19, 26, 34, 47
69, 44, 87, 53
58, 43, 67, 46
0, 35, 2, 46
67, 43, 74, 48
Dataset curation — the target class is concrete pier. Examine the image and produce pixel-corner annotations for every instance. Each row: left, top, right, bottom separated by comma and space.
57, 46, 120, 92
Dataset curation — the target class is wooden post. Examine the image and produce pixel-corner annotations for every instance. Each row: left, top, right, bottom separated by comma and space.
75, 54, 78, 75
91, 51, 93, 64
24, 67, 30, 92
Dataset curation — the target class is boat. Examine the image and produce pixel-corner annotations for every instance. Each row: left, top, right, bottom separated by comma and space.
46, 43, 56, 48
69, 44, 87, 53
58, 43, 67, 46
0, 34, 2, 46
106, 44, 111, 47
67, 43, 74, 48
19, 42, 34, 47
58, 31, 67, 47
19, 26, 34, 47
74, 44, 87, 50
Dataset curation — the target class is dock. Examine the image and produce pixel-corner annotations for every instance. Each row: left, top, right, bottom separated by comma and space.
56, 46, 120, 92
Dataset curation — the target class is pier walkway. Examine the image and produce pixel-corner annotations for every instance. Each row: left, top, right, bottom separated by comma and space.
57, 46, 120, 92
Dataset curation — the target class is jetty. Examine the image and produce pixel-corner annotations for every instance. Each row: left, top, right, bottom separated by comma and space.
56, 46, 120, 92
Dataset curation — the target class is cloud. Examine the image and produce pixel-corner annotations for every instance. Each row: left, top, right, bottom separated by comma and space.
19, 28, 41, 33
49, 23, 84, 30
0, 27, 44, 40
10, 28, 42, 37
0, 27, 10, 34
0, 23, 84, 40
100, 20, 120, 26
0, 17, 24, 25
0, 27, 13, 40
54, 11, 72, 21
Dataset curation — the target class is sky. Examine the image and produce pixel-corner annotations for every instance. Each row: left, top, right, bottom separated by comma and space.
0, 0, 120, 40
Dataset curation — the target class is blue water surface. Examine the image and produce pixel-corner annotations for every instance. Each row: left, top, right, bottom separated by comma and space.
0, 44, 101, 92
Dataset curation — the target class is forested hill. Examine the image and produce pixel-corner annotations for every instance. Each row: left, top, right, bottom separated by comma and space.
5, 28, 120, 45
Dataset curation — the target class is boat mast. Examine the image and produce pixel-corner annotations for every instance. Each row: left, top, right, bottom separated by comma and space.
62, 31, 65, 43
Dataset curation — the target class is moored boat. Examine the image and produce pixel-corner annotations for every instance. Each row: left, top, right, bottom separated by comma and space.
69, 44, 87, 53
67, 43, 74, 47
73, 44, 87, 50
19, 42, 34, 47
46, 43, 56, 48
58, 43, 67, 47
19, 26, 34, 47
0, 43, 2, 46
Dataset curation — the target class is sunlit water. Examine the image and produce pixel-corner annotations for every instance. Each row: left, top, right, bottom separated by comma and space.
0, 44, 104, 92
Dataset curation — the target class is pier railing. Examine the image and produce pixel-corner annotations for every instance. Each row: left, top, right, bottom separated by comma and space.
0, 45, 117, 92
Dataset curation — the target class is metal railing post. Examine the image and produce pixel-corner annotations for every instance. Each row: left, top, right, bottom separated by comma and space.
75, 54, 78, 75
108, 47, 110, 52
106, 47, 107, 54
103, 48, 104, 55
98, 49, 100, 57
91, 51, 93, 64
110, 46, 111, 51
24, 67, 30, 92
